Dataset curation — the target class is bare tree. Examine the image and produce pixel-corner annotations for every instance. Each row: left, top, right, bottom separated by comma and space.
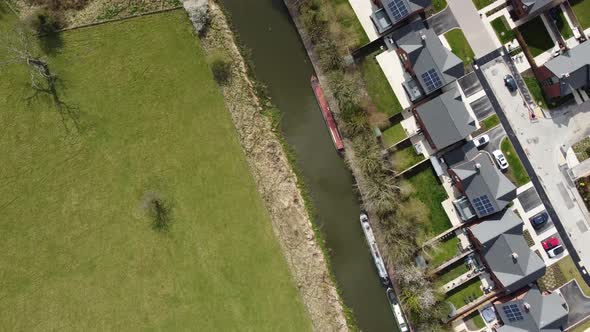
1, 25, 56, 91
1, 24, 79, 131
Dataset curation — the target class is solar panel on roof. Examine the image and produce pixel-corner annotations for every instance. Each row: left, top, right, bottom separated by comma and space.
420, 69, 443, 92
502, 304, 524, 322
387, 0, 409, 22
472, 195, 495, 215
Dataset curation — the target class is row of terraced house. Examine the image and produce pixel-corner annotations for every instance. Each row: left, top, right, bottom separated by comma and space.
350, 0, 576, 330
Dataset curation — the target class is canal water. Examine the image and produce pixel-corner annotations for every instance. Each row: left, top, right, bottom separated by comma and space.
217, 1, 397, 331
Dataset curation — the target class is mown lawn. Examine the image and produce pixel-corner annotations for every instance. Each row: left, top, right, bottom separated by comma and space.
382, 122, 406, 147
0, 10, 310, 331
481, 114, 500, 130
558, 256, 590, 295
556, 9, 574, 39
445, 29, 474, 66
407, 169, 452, 237
432, 0, 448, 13
501, 138, 530, 186
360, 54, 404, 117
391, 145, 425, 171
437, 262, 469, 285
446, 278, 483, 310
329, 0, 369, 48
472, 0, 494, 10
427, 237, 461, 268
571, 0, 590, 29
491, 16, 516, 44
518, 17, 555, 57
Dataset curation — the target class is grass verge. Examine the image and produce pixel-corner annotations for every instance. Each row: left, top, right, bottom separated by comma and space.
501, 137, 530, 186
518, 17, 555, 57
0, 10, 311, 330
472, 0, 494, 10
360, 53, 404, 117
481, 114, 500, 131
490, 16, 515, 45
432, 0, 448, 13
444, 29, 474, 69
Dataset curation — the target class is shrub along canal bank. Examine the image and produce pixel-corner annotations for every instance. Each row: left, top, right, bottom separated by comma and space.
217, 0, 398, 331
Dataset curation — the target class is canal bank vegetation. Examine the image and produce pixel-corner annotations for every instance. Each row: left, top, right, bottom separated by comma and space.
294, 0, 451, 330
200, 2, 350, 331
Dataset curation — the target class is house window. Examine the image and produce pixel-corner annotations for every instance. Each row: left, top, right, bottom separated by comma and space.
472, 195, 494, 215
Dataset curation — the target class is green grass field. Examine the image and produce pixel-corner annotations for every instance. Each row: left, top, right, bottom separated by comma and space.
0, 9, 310, 331
382, 122, 406, 147
407, 169, 451, 238
360, 54, 403, 117
556, 9, 574, 39
444, 29, 474, 66
518, 17, 555, 57
446, 278, 483, 310
427, 237, 460, 268
491, 16, 516, 45
571, 0, 590, 29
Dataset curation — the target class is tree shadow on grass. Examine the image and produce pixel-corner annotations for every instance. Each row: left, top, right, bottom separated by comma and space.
25, 76, 81, 134
39, 31, 64, 57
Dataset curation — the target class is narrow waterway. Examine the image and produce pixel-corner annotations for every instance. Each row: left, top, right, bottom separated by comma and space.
217, 1, 397, 331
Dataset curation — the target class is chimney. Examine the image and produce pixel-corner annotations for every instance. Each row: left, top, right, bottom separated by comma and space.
421, 33, 427, 42
523, 302, 531, 312
474, 163, 482, 170
511, 252, 519, 261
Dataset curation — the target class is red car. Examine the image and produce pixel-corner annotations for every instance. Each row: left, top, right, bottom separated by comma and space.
542, 237, 559, 250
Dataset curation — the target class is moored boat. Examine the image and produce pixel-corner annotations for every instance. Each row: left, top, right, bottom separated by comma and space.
311, 75, 344, 152
386, 288, 409, 332
359, 212, 389, 285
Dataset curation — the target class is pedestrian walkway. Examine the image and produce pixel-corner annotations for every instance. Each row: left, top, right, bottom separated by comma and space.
447, 0, 500, 58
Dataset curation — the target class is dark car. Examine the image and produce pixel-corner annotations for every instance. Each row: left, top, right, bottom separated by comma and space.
530, 211, 549, 229
504, 75, 517, 92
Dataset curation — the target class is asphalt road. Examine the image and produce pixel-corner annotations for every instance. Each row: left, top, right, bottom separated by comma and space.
474, 63, 590, 288
426, 6, 459, 35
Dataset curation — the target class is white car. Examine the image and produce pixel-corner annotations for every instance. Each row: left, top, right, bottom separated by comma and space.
492, 150, 509, 170
473, 135, 490, 148
547, 245, 565, 258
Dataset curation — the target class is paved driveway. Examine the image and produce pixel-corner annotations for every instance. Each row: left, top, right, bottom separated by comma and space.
459, 72, 483, 98
447, 0, 500, 58
479, 58, 590, 285
560, 280, 590, 329
426, 6, 459, 35
474, 125, 505, 154
518, 186, 542, 213
470, 95, 494, 121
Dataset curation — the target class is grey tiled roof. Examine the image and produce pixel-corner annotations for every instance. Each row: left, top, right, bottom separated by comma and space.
545, 41, 590, 96
496, 287, 568, 331
415, 87, 476, 150
393, 20, 464, 95
451, 153, 516, 218
472, 210, 546, 294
